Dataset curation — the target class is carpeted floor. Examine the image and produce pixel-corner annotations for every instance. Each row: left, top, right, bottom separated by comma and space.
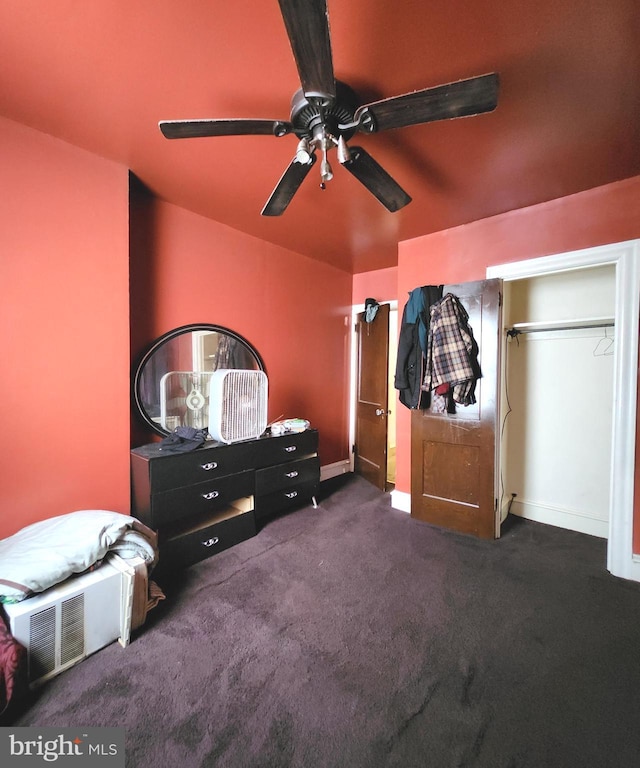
7, 474, 640, 767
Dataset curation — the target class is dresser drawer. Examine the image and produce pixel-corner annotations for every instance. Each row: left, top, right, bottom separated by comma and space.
150, 469, 254, 527
251, 429, 319, 468
140, 441, 250, 492
160, 506, 256, 570
255, 456, 320, 496
255, 479, 319, 520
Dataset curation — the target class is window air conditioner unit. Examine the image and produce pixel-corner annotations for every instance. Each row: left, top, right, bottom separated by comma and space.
208, 369, 268, 444
3, 555, 139, 688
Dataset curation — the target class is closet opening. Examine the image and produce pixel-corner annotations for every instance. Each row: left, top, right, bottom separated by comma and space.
499, 265, 615, 539
487, 241, 640, 582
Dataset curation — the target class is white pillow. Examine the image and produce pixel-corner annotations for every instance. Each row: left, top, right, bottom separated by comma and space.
0, 510, 139, 603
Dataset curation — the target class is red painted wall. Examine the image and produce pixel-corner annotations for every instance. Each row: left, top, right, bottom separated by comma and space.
394, 176, 640, 548
130, 193, 352, 468
0, 116, 351, 545
0, 117, 130, 539
352, 267, 398, 306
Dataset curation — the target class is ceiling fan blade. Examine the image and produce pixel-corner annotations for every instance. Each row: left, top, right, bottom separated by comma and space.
341, 147, 411, 212
159, 119, 293, 139
261, 155, 317, 216
354, 73, 499, 133
277, 0, 335, 100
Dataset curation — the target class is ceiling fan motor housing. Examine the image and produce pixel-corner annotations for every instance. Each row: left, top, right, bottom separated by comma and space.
290, 80, 360, 140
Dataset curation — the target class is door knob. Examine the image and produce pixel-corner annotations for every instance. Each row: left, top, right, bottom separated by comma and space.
375, 408, 389, 416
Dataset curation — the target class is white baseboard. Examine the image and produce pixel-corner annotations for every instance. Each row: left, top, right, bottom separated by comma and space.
386, 493, 609, 536
390, 489, 411, 514
630, 556, 640, 582
320, 460, 351, 482
510, 499, 608, 539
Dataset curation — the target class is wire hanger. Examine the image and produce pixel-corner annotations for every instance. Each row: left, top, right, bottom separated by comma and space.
593, 326, 614, 357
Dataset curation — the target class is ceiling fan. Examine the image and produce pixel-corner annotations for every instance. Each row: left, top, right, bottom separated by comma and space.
159, 0, 499, 216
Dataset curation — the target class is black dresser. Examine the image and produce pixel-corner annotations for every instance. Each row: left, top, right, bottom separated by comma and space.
130, 429, 319, 572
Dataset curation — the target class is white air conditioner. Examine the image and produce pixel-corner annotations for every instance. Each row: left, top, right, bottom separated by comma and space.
208, 369, 268, 443
3, 554, 140, 688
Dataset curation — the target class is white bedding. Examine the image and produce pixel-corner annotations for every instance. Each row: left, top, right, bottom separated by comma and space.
0, 510, 158, 604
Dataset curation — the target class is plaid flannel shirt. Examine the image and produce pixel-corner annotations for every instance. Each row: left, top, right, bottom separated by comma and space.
423, 293, 478, 406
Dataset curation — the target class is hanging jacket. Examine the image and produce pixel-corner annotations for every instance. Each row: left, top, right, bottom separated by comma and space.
423, 293, 481, 407
394, 285, 443, 409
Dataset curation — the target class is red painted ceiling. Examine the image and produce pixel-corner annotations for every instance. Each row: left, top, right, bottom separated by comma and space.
1, 0, 639, 273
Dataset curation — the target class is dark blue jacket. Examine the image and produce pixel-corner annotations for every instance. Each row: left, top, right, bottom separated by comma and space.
394, 285, 442, 409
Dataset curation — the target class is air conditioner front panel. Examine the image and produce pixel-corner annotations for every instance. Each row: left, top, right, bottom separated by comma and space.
4, 560, 126, 686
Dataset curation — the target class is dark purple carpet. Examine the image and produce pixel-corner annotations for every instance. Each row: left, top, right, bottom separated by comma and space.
8, 474, 640, 767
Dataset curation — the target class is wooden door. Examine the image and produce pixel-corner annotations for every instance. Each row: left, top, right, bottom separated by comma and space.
355, 303, 390, 491
411, 279, 501, 538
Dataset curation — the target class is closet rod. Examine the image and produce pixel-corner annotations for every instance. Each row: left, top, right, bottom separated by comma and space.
507, 318, 614, 337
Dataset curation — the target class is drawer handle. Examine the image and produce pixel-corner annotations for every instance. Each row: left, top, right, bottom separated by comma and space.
285, 471, 299, 478
202, 491, 220, 500
202, 537, 220, 548
201, 461, 218, 471
284, 445, 297, 452
285, 491, 298, 499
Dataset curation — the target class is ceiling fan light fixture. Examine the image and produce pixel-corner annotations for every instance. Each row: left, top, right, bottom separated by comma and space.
320, 157, 333, 182
337, 136, 351, 164
295, 137, 312, 164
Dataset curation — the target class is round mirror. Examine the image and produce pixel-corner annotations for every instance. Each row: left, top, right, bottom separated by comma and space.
133, 324, 265, 436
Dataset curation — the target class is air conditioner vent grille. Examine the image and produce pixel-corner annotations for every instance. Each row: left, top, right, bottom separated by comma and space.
29, 607, 56, 681
60, 593, 85, 665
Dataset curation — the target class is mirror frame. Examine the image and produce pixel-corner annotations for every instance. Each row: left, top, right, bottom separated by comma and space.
133, 323, 266, 436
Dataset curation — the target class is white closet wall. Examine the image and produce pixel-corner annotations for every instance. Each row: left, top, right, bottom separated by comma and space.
501, 265, 615, 537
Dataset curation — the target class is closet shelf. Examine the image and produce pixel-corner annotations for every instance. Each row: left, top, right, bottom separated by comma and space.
507, 316, 615, 334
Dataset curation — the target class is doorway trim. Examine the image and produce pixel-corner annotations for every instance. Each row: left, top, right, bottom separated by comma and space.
487, 239, 640, 582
